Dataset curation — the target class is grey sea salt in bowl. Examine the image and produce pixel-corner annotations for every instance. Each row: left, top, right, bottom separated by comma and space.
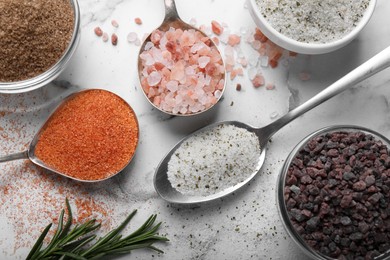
277, 125, 390, 260
0, 0, 80, 94
248, 0, 377, 54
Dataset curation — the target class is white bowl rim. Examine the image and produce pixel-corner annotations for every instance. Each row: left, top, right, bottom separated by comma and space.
248, 0, 377, 54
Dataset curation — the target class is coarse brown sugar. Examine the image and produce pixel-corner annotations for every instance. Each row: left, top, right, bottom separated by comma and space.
35, 89, 139, 181
0, 0, 74, 82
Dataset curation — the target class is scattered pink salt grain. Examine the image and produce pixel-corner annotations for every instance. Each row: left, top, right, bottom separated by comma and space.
211, 20, 223, 35
102, 32, 109, 42
228, 34, 241, 46
135, 17, 142, 25
111, 19, 119, 28
139, 28, 224, 115
230, 68, 244, 80
111, 33, 118, 46
94, 27, 103, 37
212, 36, 220, 45
266, 82, 275, 90
252, 74, 265, 88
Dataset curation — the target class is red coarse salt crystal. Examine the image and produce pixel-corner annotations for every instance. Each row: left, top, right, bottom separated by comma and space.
252, 74, 265, 88
211, 20, 223, 35
230, 68, 243, 80
135, 17, 142, 25
269, 59, 278, 68
254, 28, 268, 43
111, 33, 118, 46
111, 19, 119, 28
94, 27, 103, 37
228, 34, 241, 46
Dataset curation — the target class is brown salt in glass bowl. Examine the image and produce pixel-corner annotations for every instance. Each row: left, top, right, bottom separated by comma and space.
0, 0, 80, 94
277, 125, 390, 260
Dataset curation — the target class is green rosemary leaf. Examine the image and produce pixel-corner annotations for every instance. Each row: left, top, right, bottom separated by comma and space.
27, 199, 168, 259
26, 223, 52, 260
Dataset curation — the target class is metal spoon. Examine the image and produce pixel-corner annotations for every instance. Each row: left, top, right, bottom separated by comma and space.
0, 89, 139, 182
154, 45, 390, 204
137, 0, 226, 116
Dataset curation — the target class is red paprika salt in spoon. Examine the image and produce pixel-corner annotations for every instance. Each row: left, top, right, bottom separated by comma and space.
0, 89, 139, 181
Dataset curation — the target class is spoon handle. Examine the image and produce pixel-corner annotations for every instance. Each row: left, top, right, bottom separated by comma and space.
0, 151, 28, 163
261, 45, 390, 143
163, 0, 180, 22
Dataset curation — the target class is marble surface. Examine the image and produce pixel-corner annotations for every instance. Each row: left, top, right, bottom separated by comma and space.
1, 0, 390, 259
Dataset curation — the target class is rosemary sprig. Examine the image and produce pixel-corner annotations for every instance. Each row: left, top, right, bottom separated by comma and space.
26, 198, 169, 260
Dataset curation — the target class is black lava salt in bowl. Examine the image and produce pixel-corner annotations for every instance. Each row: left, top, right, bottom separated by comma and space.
277, 125, 390, 260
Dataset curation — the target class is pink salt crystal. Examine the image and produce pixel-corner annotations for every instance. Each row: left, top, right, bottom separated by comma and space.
212, 37, 219, 45
198, 56, 210, 68
299, 72, 311, 81
94, 27, 103, 37
228, 34, 241, 46
147, 71, 162, 86
135, 17, 142, 25
127, 32, 138, 43
111, 19, 119, 28
102, 32, 109, 42
252, 74, 265, 88
211, 20, 223, 35
238, 58, 248, 67
266, 83, 275, 90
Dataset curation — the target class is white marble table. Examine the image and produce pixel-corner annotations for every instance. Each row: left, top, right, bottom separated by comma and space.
1, 0, 390, 259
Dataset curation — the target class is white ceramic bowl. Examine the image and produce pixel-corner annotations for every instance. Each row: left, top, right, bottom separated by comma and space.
248, 0, 376, 55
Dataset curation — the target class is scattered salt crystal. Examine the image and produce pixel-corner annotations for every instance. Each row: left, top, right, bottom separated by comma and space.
236, 48, 245, 58
270, 111, 279, 119
190, 18, 197, 27
245, 33, 255, 44
240, 26, 248, 35
211, 20, 224, 35
111, 19, 119, 28
94, 27, 103, 37
266, 82, 275, 90
102, 32, 109, 42
224, 45, 235, 57
260, 56, 269, 67
147, 71, 162, 86
134, 17, 142, 25
134, 38, 141, 46
248, 67, 257, 80
127, 32, 138, 43
252, 40, 261, 50
219, 30, 230, 44
228, 34, 241, 46
252, 74, 265, 88
248, 56, 259, 67
243, 1, 248, 9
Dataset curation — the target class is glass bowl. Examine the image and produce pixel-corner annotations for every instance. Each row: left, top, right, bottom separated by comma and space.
277, 125, 390, 260
0, 0, 81, 94
247, 0, 377, 55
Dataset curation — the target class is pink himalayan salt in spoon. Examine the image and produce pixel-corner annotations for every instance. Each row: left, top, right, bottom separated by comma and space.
137, 0, 226, 116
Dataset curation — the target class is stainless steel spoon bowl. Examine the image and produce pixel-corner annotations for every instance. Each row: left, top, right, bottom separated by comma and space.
154, 45, 390, 204
137, 0, 226, 116
0, 89, 139, 182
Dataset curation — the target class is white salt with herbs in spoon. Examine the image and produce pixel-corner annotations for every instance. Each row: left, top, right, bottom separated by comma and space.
167, 124, 261, 196
256, 0, 370, 43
